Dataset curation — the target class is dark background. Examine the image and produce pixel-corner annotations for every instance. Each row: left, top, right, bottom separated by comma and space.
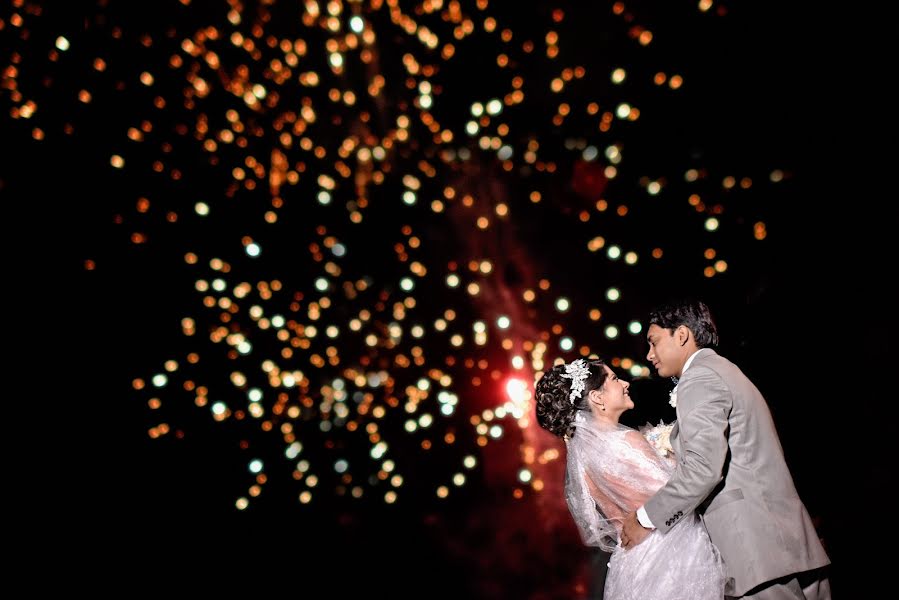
4, 0, 888, 595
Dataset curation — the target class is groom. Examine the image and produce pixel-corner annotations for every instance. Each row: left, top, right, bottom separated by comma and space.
620, 299, 830, 599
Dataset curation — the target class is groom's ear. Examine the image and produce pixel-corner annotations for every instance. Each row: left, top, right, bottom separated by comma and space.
676, 325, 690, 346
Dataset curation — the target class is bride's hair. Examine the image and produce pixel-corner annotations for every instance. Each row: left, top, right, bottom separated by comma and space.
535, 358, 609, 439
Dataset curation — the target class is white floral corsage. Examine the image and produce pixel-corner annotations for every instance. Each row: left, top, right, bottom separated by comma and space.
640, 421, 675, 457
669, 385, 678, 408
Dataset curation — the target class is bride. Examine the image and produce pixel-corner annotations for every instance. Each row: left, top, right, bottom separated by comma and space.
535, 358, 725, 600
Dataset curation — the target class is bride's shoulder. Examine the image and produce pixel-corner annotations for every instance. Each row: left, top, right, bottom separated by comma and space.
623, 428, 644, 442
610, 425, 641, 443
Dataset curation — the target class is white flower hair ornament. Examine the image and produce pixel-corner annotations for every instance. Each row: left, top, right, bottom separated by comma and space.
560, 359, 591, 405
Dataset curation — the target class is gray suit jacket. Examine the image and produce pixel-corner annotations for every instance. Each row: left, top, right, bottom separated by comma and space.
643, 349, 830, 596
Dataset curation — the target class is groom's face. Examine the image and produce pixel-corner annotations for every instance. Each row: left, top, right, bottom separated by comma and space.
645, 324, 685, 378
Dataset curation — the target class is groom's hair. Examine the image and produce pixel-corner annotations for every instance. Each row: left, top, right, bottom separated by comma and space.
648, 298, 719, 348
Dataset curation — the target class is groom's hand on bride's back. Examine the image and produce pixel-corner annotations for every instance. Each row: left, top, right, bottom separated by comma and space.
620, 511, 651, 549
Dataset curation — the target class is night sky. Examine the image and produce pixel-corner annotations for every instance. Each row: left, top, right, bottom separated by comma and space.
4, 1, 886, 596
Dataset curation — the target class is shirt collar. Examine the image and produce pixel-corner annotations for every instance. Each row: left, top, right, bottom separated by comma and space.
681, 348, 703, 377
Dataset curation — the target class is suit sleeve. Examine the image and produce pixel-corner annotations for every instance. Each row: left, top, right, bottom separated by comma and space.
644, 364, 730, 533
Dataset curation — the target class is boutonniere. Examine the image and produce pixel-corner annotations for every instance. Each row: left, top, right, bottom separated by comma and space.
669, 377, 679, 408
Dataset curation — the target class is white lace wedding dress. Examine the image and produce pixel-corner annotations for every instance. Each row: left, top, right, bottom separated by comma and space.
565, 412, 725, 600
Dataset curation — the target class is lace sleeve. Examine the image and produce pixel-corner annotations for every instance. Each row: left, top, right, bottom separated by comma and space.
564, 416, 674, 551
624, 430, 671, 480
565, 441, 620, 552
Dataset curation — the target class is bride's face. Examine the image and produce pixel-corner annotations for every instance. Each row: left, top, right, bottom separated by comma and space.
599, 365, 633, 411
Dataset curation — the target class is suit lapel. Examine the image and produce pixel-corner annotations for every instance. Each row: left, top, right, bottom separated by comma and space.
670, 348, 717, 454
